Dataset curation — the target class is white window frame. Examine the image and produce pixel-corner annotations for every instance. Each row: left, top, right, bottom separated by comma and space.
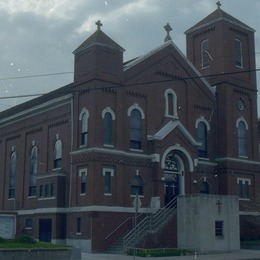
102, 168, 114, 195
237, 177, 251, 200
79, 168, 88, 195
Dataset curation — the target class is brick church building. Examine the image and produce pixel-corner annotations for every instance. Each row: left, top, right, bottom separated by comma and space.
0, 3, 259, 253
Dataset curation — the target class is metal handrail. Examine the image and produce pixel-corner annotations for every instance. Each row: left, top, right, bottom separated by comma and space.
105, 210, 148, 240
123, 197, 177, 251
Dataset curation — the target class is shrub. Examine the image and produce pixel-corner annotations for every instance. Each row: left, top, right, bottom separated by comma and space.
0, 237, 6, 243
14, 235, 36, 244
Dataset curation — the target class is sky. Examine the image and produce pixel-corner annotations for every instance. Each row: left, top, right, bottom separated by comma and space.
0, 0, 259, 113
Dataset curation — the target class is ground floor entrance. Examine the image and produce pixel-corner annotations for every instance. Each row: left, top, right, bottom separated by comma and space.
39, 219, 52, 242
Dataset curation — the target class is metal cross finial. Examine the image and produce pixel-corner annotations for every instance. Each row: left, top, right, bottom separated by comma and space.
216, 1, 221, 9
164, 23, 172, 42
95, 20, 103, 30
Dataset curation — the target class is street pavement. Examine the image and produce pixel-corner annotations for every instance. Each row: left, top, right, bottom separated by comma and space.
82, 249, 260, 260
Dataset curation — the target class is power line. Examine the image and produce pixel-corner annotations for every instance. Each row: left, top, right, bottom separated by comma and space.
0, 68, 260, 101
0, 71, 73, 81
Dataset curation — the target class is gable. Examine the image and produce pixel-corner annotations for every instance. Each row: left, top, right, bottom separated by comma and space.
123, 40, 216, 99
147, 120, 201, 147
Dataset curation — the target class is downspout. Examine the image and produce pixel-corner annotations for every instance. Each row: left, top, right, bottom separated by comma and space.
69, 95, 74, 209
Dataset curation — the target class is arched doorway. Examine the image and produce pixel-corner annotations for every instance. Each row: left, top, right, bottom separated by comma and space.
163, 151, 185, 205
161, 145, 193, 206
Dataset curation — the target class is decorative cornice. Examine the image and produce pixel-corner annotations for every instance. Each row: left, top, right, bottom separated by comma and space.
215, 157, 260, 165
192, 26, 215, 38
0, 94, 72, 128
48, 119, 69, 129
26, 127, 43, 135
126, 90, 146, 98
194, 104, 212, 111
155, 70, 185, 81
229, 26, 248, 36
233, 88, 249, 97
16, 205, 149, 215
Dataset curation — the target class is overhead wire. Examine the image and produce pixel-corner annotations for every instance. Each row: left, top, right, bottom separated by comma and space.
0, 67, 259, 100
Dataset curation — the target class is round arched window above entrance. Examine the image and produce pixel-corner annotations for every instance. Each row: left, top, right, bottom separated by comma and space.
164, 152, 180, 172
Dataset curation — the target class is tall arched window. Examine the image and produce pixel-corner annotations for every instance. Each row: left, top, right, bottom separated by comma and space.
164, 89, 177, 118
9, 150, 17, 199
103, 112, 113, 145
54, 139, 62, 169
131, 175, 144, 196
130, 109, 142, 149
197, 121, 208, 158
29, 146, 38, 196
238, 121, 247, 156
235, 39, 243, 67
81, 112, 88, 146
201, 39, 210, 68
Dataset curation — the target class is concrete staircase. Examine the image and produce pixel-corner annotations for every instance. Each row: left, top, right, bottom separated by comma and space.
104, 237, 124, 254
105, 197, 177, 254
123, 197, 177, 252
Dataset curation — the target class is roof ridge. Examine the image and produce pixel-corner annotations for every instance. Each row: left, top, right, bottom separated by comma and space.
73, 29, 125, 54
185, 7, 255, 34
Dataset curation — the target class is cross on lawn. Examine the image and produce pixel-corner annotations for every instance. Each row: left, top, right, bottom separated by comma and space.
96, 20, 103, 30
216, 1, 221, 9
216, 199, 222, 214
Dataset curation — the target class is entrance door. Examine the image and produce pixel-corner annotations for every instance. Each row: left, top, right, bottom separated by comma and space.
164, 177, 178, 206
39, 219, 52, 242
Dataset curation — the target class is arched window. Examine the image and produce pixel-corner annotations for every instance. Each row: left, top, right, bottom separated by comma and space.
130, 109, 142, 149
201, 39, 210, 68
103, 112, 113, 145
197, 121, 208, 158
238, 120, 247, 156
131, 175, 144, 196
81, 112, 88, 146
29, 146, 38, 196
54, 139, 62, 169
164, 89, 177, 118
9, 150, 17, 199
168, 93, 174, 115
235, 39, 243, 67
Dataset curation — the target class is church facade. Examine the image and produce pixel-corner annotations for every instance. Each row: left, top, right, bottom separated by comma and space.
0, 3, 259, 253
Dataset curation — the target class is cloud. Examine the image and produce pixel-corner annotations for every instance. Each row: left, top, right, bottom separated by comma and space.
0, 0, 84, 20
77, 0, 158, 33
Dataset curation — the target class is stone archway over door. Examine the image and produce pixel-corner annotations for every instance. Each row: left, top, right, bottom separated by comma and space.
163, 152, 185, 206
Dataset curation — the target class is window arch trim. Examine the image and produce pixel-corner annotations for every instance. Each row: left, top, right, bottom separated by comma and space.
54, 138, 62, 169
195, 116, 210, 130
127, 103, 145, 119
236, 117, 248, 130
102, 107, 116, 120
164, 89, 178, 118
79, 108, 89, 120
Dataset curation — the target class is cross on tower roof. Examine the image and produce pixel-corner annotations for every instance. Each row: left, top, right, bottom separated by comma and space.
216, 1, 221, 9
164, 23, 172, 42
95, 20, 103, 30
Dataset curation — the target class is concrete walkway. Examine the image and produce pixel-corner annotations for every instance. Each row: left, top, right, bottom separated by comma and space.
82, 250, 260, 260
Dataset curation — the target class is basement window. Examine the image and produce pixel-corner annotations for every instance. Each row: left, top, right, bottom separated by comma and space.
215, 220, 224, 238
25, 218, 33, 229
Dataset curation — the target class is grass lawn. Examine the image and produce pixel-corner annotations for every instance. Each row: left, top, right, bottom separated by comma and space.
0, 235, 69, 249
241, 240, 260, 245
128, 248, 193, 257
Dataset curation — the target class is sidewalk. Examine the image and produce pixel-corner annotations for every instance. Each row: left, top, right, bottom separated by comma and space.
82, 249, 260, 260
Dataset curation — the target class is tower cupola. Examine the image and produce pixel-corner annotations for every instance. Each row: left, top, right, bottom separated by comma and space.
73, 21, 125, 85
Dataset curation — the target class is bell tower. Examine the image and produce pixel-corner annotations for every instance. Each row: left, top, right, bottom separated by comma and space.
185, 2, 258, 160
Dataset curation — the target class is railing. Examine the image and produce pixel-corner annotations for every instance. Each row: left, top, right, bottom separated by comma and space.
123, 197, 177, 252
105, 210, 148, 241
